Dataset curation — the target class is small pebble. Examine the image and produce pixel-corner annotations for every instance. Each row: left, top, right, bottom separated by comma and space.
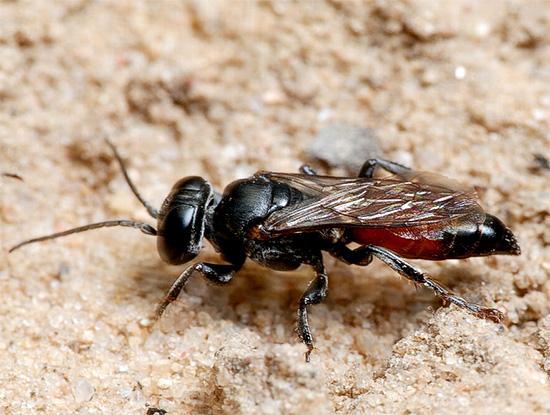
72, 378, 95, 402
308, 122, 381, 173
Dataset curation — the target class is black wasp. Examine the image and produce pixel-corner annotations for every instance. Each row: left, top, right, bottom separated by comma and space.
10, 140, 520, 361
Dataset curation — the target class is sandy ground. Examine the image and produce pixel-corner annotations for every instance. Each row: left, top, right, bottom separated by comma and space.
1, 1, 549, 414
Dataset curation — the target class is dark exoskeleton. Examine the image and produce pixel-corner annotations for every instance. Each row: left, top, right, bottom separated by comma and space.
10, 141, 520, 361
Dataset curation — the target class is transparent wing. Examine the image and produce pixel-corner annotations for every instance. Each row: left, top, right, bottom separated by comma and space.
256, 171, 485, 236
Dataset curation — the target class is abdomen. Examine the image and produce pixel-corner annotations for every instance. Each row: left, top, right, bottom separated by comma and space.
350, 222, 461, 260
350, 213, 520, 260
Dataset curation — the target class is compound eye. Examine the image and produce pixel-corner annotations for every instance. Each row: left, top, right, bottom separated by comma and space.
157, 204, 201, 265
156, 176, 212, 265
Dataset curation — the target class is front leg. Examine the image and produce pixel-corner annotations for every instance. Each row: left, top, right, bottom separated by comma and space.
155, 262, 240, 318
297, 256, 328, 362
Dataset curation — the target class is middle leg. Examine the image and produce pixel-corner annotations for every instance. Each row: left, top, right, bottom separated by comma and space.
358, 158, 412, 178
299, 164, 317, 175
297, 255, 329, 362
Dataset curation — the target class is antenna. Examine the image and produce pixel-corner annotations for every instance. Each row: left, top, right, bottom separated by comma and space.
105, 138, 159, 219
9, 140, 159, 253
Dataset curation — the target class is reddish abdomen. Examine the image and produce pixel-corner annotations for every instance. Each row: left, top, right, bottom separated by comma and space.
351, 223, 451, 260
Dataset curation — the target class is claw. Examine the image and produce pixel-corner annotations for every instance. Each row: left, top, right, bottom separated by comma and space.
478, 307, 505, 323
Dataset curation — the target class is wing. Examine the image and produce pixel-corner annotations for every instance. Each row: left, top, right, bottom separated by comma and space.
255, 171, 485, 237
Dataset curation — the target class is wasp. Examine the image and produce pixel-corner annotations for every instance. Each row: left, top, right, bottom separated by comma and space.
10, 141, 520, 361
